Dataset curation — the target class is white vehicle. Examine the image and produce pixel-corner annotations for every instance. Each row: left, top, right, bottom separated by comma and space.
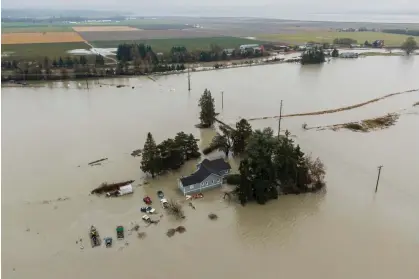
142, 215, 151, 222
160, 198, 169, 209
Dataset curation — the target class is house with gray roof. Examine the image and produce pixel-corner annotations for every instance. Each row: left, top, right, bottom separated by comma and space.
178, 158, 231, 195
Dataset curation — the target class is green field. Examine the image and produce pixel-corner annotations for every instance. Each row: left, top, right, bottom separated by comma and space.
1, 42, 91, 60
257, 31, 419, 47
91, 37, 266, 53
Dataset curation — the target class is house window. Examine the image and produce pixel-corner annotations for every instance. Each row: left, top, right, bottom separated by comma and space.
217, 179, 221, 183
205, 181, 208, 186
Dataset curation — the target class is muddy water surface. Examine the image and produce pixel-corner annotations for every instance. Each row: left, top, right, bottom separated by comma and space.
2, 56, 419, 279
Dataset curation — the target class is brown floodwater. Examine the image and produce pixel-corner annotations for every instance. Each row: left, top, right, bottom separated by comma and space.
2, 56, 419, 279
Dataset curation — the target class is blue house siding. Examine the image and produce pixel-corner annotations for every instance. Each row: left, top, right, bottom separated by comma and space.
179, 173, 222, 195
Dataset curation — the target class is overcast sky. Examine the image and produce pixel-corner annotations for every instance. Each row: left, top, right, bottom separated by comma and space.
2, 0, 419, 16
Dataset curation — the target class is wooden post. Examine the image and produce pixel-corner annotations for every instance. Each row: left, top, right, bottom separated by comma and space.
221, 91, 224, 110
187, 67, 191, 91
86, 79, 89, 90
375, 165, 383, 193
278, 100, 283, 138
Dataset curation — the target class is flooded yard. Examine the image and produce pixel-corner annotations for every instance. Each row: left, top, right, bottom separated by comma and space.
2, 56, 419, 279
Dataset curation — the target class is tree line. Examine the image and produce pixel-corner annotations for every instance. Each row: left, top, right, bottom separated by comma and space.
168, 43, 264, 63
116, 42, 265, 65
140, 132, 201, 178
197, 89, 326, 205
333, 38, 358, 45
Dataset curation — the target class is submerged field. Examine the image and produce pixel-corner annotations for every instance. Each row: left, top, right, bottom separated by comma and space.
2, 56, 419, 279
257, 31, 419, 46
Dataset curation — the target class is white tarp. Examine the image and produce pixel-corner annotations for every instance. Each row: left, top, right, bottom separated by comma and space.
118, 184, 133, 196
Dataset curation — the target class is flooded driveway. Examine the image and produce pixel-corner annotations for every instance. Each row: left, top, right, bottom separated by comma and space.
2, 56, 419, 279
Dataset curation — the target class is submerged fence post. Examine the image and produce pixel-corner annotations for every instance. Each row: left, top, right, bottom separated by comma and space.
221, 91, 224, 110
375, 165, 383, 193
187, 67, 191, 91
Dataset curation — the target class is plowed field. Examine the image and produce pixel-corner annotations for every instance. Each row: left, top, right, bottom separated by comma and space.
2, 32, 85, 44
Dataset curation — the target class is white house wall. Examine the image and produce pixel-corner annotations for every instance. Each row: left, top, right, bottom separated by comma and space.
181, 173, 223, 195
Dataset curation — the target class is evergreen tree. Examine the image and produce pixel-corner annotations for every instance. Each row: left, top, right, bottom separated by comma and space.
198, 89, 216, 127
140, 132, 161, 178
331, 48, 339, 57
301, 47, 325, 65
58, 57, 64, 68
79, 56, 87, 65
185, 133, 200, 159
211, 125, 233, 157
232, 119, 252, 154
236, 127, 326, 205
65, 56, 73, 68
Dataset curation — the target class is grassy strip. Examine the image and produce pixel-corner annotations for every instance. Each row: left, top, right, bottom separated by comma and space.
90, 37, 266, 53
257, 31, 418, 47
1, 42, 91, 60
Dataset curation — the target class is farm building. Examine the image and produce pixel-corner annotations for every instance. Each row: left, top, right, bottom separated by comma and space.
178, 158, 231, 195
372, 40, 385, 48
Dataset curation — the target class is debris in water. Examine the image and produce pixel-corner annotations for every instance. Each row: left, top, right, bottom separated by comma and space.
88, 158, 108, 166
167, 199, 185, 219
137, 232, 147, 239
116, 85, 125, 88
91, 180, 134, 195
175, 226, 186, 233
414, 101, 419, 107
188, 202, 196, 210
246, 88, 419, 121
132, 86, 135, 89
166, 229, 176, 237
26, 228, 30, 232
131, 149, 142, 157
132, 224, 140, 232
306, 113, 400, 133
208, 213, 218, 220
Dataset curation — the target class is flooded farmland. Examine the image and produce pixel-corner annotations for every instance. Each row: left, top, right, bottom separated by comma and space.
2, 56, 419, 279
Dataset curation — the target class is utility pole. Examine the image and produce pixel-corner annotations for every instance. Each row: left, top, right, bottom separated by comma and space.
187, 67, 191, 91
221, 91, 224, 110
86, 79, 89, 90
278, 100, 283, 138
375, 165, 383, 193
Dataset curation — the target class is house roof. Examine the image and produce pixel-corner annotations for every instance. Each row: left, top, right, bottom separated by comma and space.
200, 158, 231, 173
179, 158, 231, 187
